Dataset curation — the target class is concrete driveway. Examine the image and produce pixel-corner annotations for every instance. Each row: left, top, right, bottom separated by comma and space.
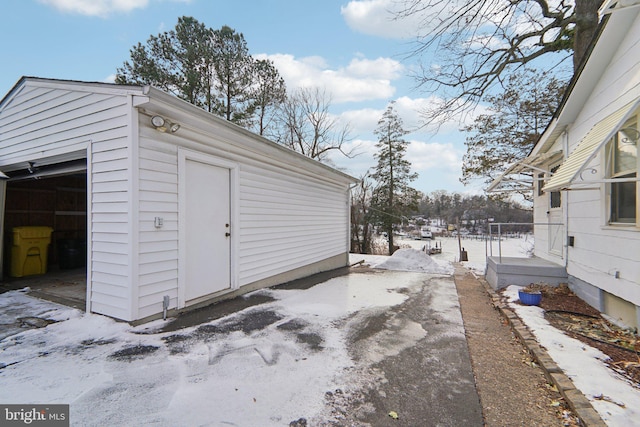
320, 269, 483, 426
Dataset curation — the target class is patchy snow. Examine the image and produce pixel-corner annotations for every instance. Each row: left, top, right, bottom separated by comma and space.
374, 248, 453, 274
393, 235, 534, 274
0, 270, 433, 426
504, 286, 640, 426
2, 236, 638, 426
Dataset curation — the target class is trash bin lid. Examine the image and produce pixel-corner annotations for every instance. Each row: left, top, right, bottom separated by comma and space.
12, 226, 54, 239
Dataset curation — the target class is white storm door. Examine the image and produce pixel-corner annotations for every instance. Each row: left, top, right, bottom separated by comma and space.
184, 158, 231, 302
548, 209, 563, 256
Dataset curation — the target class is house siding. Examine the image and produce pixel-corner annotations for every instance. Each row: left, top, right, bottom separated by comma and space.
238, 165, 347, 285
532, 11, 640, 327
136, 129, 179, 319
563, 12, 640, 312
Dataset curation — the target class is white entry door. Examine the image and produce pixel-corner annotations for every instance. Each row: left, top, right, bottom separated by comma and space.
548, 208, 563, 256
184, 158, 231, 302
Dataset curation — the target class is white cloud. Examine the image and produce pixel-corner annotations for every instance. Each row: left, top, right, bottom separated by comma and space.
256, 53, 402, 103
341, 0, 418, 39
339, 108, 384, 134
346, 57, 403, 79
103, 74, 117, 83
341, 0, 474, 39
407, 140, 462, 173
328, 135, 463, 184
38, 0, 189, 17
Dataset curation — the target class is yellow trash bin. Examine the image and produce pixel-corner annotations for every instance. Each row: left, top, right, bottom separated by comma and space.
10, 226, 54, 277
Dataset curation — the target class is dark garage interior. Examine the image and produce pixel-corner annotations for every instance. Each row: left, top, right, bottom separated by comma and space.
1, 170, 88, 307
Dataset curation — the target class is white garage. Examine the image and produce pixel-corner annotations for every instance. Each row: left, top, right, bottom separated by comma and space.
0, 77, 356, 323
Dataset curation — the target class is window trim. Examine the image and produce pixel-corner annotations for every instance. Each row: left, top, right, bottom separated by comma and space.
606, 116, 638, 226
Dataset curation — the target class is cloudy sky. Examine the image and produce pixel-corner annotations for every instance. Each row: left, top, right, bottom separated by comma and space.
0, 0, 479, 194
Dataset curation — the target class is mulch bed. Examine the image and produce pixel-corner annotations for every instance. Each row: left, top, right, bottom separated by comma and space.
520, 284, 640, 387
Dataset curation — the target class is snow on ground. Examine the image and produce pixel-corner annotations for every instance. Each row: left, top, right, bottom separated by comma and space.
0, 258, 436, 426
351, 235, 533, 274
1, 239, 638, 426
364, 247, 453, 274
504, 286, 640, 427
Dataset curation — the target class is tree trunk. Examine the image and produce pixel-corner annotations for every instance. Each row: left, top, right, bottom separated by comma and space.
387, 224, 394, 256
573, 0, 604, 71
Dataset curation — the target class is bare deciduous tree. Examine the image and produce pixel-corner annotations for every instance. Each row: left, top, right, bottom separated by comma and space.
397, 0, 603, 122
350, 173, 375, 254
270, 87, 353, 161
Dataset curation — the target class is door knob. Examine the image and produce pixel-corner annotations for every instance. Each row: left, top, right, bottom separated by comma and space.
225, 232, 231, 237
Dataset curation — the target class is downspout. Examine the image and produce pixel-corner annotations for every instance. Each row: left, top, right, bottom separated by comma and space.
0, 178, 6, 278
348, 182, 359, 258
562, 131, 570, 268
85, 141, 93, 315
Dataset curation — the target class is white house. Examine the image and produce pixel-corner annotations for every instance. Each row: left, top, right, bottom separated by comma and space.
488, 0, 640, 330
0, 77, 357, 323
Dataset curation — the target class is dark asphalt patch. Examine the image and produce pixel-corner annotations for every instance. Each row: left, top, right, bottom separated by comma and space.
109, 345, 159, 361
195, 309, 284, 336
296, 333, 324, 351
81, 338, 117, 346
277, 319, 308, 331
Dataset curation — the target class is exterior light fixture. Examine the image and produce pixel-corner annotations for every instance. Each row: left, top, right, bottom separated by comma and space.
151, 115, 165, 128
151, 115, 180, 133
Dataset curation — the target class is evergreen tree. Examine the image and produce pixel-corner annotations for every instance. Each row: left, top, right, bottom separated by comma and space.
370, 102, 419, 255
211, 26, 255, 125
116, 16, 214, 110
250, 59, 287, 136
461, 69, 566, 187
115, 17, 286, 129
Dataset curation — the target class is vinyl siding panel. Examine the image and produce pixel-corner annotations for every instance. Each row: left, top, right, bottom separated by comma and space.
136, 132, 180, 317
134, 118, 351, 318
539, 12, 640, 309
0, 80, 135, 320
238, 165, 348, 286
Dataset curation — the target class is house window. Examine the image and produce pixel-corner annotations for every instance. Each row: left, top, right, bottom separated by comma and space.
549, 165, 561, 208
608, 117, 637, 224
537, 172, 544, 197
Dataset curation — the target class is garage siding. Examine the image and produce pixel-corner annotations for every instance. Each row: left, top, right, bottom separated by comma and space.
136, 131, 180, 318
238, 166, 348, 285
134, 121, 351, 318
0, 81, 134, 320
2, 79, 354, 323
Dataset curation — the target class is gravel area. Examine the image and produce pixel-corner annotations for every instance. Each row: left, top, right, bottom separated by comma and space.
454, 266, 577, 426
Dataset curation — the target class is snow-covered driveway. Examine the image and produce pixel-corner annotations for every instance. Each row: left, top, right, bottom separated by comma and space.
1, 252, 472, 426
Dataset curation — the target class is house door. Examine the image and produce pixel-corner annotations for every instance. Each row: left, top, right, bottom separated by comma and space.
183, 158, 231, 302
548, 209, 563, 255
548, 178, 563, 256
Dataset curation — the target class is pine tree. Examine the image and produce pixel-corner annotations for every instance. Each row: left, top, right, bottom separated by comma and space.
370, 102, 419, 255
115, 17, 285, 131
